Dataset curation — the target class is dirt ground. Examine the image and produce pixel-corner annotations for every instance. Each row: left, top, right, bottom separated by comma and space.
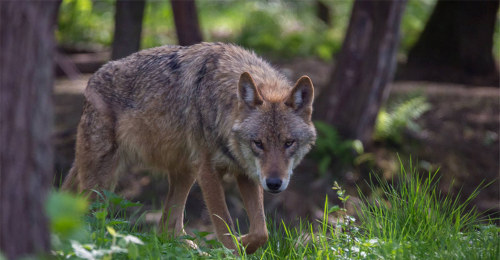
53, 58, 499, 234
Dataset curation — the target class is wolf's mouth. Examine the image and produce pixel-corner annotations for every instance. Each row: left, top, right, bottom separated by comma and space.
267, 190, 283, 194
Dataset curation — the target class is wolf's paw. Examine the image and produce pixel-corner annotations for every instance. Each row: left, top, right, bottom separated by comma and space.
240, 232, 268, 255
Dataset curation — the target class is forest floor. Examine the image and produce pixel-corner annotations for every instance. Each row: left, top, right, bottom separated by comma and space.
53, 57, 499, 235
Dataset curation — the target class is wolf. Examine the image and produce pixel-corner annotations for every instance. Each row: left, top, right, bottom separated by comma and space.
62, 42, 316, 254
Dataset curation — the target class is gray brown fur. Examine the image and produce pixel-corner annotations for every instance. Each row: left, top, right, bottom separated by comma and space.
62, 42, 316, 254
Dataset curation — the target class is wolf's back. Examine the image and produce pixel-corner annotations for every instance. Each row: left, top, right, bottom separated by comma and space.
84, 43, 292, 149
88, 43, 288, 106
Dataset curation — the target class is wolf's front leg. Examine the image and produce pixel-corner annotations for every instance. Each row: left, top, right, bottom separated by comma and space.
236, 174, 268, 254
196, 159, 237, 252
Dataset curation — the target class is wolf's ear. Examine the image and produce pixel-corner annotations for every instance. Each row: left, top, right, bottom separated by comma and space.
238, 72, 263, 109
286, 76, 314, 118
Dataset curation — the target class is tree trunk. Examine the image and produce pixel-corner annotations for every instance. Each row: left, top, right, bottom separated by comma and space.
316, 0, 331, 26
0, 1, 60, 259
315, 0, 407, 145
112, 0, 146, 60
171, 0, 203, 46
401, 0, 499, 86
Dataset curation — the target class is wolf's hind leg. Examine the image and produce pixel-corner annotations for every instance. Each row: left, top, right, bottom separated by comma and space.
61, 165, 79, 192
161, 172, 196, 237
72, 102, 122, 199
76, 144, 122, 199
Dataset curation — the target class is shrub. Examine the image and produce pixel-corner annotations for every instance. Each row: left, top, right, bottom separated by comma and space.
311, 121, 368, 176
374, 94, 431, 145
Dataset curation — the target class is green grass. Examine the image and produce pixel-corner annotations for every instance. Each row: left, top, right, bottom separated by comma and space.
41, 159, 499, 260
356, 158, 499, 259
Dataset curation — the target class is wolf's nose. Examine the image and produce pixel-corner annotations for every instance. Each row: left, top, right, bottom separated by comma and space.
266, 178, 282, 191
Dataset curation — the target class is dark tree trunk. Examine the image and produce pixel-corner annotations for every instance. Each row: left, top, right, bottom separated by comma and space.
0, 1, 60, 259
171, 0, 203, 46
112, 0, 146, 60
401, 0, 499, 86
315, 0, 407, 145
316, 0, 331, 26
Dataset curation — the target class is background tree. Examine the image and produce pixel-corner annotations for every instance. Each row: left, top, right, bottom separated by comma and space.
402, 0, 499, 86
316, 0, 331, 26
171, 0, 203, 46
112, 0, 146, 60
0, 1, 60, 259
315, 0, 408, 146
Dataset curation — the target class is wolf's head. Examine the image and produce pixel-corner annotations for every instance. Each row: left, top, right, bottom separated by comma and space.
231, 72, 317, 194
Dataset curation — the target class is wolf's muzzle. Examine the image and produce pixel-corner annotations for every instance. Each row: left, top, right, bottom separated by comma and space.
265, 178, 282, 192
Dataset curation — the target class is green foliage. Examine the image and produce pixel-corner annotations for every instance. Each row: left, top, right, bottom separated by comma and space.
57, 0, 114, 48
49, 190, 210, 259
141, 1, 176, 49
331, 181, 357, 240
46, 191, 89, 240
374, 94, 431, 144
399, 0, 436, 54
56, 0, 500, 63
311, 121, 369, 176
63, 227, 144, 260
56, 0, 352, 60
46, 164, 498, 259
233, 1, 351, 61
357, 158, 489, 241
355, 158, 499, 259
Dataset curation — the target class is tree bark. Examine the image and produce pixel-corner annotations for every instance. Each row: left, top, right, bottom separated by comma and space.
0, 1, 60, 259
112, 0, 146, 60
171, 0, 203, 46
315, 0, 407, 145
316, 0, 331, 26
401, 0, 499, 86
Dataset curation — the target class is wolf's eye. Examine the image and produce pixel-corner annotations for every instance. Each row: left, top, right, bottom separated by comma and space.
284, 140, 295, 148
253, 140, 264, 149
